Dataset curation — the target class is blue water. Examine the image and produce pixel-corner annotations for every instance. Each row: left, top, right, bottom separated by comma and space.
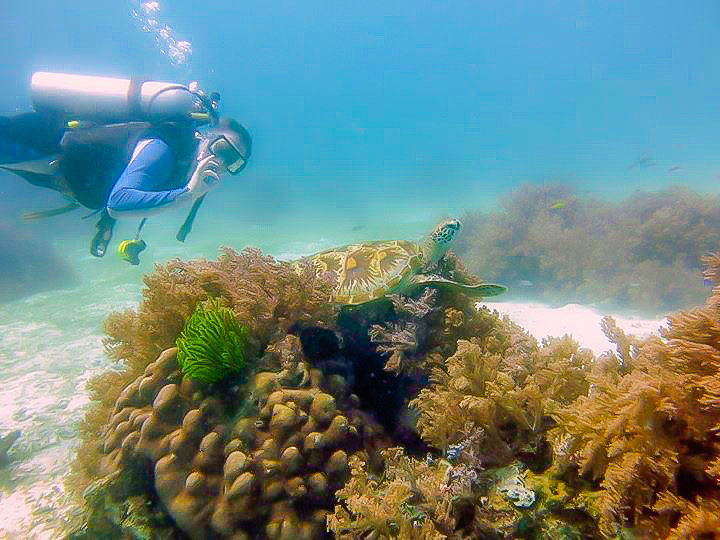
3, 0, 720, 243
0, 1, 718, 537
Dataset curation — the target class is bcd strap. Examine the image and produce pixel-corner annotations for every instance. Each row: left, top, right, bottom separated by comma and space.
127, 78, 150, 121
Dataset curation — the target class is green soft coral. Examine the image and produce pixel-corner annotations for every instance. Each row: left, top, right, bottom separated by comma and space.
175, 297, 249, 383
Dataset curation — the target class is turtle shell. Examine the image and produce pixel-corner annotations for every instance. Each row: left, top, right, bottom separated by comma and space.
305, 240, 422, 305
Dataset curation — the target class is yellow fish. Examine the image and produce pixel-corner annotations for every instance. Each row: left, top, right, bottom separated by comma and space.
550, 200, 566, 209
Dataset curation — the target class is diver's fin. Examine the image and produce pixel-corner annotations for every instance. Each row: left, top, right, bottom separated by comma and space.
22, 201, 81, 222
0, 156, 61, 176
177, 194, 205, 242
1, 157, 67, 194
117, 239, 147, 265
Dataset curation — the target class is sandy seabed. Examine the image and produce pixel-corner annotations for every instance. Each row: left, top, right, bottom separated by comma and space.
481, 301, 668, 357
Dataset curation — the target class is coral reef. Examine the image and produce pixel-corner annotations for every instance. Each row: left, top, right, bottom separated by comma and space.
68, 238, 720, 539
411, 336, 592, 470
331, 332, 599, 539
453, 182, 717, 315
66, 243, 522, 538
331, 253, 720, 540
176, 297, 250, 383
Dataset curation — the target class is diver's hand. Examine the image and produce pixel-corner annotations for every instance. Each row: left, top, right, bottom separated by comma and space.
187, 155, 223, 198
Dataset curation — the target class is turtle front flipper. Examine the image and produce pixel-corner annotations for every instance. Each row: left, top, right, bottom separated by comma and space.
407, 274, 508, 298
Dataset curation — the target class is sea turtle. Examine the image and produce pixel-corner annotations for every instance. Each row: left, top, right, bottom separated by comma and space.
296, 218, 507, 305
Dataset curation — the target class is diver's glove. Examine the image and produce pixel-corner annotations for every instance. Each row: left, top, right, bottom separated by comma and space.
187, 155, 222, 199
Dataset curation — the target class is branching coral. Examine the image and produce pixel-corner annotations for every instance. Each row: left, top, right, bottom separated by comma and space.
550, 255, 720, 538
328, 448, 455, 539
175, 298, 249, 384
410, 336, 592, 470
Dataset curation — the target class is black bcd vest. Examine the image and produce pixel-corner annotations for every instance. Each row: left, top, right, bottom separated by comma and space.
59, 121, 197, 210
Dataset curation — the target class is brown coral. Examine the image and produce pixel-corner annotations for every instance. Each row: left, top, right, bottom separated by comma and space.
71, 248, 338, 494
453, 182, 715, 315
89, 338, 388, 539
550, 255, 720, 538
329, 447, 455, 539
410, 335, 592, 470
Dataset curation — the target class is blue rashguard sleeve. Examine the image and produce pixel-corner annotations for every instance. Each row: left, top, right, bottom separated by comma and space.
106, 138, 191, 215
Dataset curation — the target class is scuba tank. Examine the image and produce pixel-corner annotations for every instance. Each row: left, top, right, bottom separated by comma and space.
24, 71, 223, 264
30, 71, 219, 124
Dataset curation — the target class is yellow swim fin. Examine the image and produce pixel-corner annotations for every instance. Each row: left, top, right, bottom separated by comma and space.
117, 239, 147, 265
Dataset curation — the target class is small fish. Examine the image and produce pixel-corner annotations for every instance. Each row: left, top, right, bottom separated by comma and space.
628, 152, 657, 170
351, 225, 365, 232
520, 280, 534, 287
550, 200, 566, 210
668, 166, 682, 173
705, 278, 714, 287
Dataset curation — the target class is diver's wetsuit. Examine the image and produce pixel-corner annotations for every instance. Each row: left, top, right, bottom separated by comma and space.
91, 135, 198, 256
105, 138, 194, 217
0, 113, 200, 256
1, 115, 197, 213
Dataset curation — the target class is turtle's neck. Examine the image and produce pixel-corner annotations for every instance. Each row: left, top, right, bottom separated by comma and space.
421, 236, 445, 268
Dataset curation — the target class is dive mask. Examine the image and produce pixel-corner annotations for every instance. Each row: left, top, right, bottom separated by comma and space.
209, 136, 247, 175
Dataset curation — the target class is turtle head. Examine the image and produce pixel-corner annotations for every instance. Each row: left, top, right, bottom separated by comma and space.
422, 218, 462, 265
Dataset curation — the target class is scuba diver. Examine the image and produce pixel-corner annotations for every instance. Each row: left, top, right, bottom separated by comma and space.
0, 72, 252, 264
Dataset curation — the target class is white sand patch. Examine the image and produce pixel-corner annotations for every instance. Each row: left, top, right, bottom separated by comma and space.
480, 301, 669, 356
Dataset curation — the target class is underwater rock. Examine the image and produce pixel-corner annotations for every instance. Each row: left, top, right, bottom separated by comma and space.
0, 222, 76, 302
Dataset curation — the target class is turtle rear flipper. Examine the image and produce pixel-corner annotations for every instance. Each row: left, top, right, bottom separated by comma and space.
407, 274, 508, 298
